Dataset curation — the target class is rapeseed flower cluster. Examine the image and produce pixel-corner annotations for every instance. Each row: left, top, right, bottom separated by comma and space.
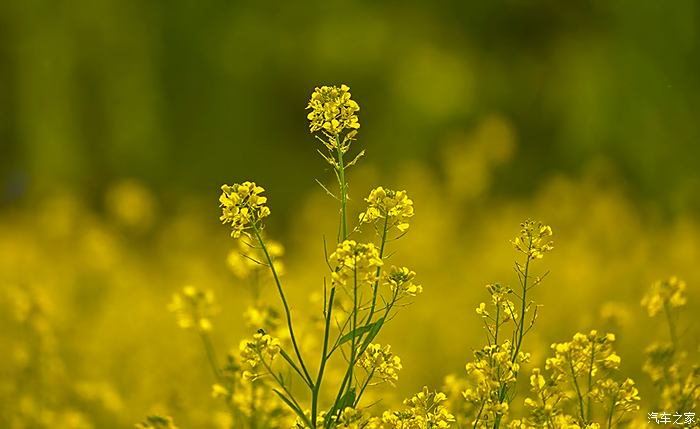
514, 331, 640, 427
359, 187, 415, 233
330, 240, 383, 288
306, 84, 360, 138
546, 331, 621, 377
512, 220, 553, 260
219, 182, 270, 238
385, 266, 423, 299
463, 341, 529, 427
590, 378, 640, 414
239, 332, 281, 369
513, 368, 568, 427
359, 343, 403, 386
461, 222, 553, 428
379, 387, 455, 428
475, 283, 517, 324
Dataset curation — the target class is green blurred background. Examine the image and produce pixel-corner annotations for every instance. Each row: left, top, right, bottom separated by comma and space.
2, 0, 699, 215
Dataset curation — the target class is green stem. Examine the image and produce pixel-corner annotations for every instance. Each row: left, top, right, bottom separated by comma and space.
473, 402, 486, 429
494, 303, 501, 345
606, 393, 616, 429
513, 254, 531, 360
586, 342, 595, 422
336, 136, 348, 241
328, 368, 352, 428
569, 357, 587, 425
260, 357, 312, 428
365, 215, 389, 328
347, 263, 360, 396
311, 287, 336, 427
252, 224, 313, 388
354, 368, 376, 407
494, 249, 532, 429
328, 299, 398, 427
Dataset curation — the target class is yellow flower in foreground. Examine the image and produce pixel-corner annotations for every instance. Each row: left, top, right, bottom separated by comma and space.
307, 84, 360, 136
219, 181, 270, 238
512, 220, 553, 260
359, 187, 414, 233
359, 343, 403, 385
381, 387, 454, 428
330, 240, 383, 288
385, 266, 422, 298
239, 332, 281, 368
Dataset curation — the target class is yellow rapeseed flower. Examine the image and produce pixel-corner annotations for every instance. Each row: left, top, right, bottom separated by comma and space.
330, 240, 383, 288
512, 220, 553, 260
306, 84, 360, 137
359, 187, 414, 233
219, 181, 270, 238
239, 332, 281, 368
385, 266, 423, 298
359, 343, 403, 385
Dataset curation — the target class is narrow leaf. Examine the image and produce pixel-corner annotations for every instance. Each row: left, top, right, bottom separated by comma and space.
337, 320, 381, 347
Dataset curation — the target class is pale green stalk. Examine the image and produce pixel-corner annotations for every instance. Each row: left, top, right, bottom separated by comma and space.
494, 238, 533, 429
586, 343, 596, 422
569, 358, 587, 425
252, 223, 313, 388
606, 394, 616, 429
311, 286, 335, 426
347, 264, 360, 398
336, 135, 348, 241
311, 134, 351, 427
365, 215, 389, 327
260, 355, 313, 428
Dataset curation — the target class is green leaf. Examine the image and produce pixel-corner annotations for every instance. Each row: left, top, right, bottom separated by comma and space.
273, 389, 311, 427
337, 318, 383, 348
360, 317, 384, 351
337, 387, 356, 412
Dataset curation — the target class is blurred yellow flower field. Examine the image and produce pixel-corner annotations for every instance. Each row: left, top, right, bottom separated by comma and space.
1, 85, 698, 428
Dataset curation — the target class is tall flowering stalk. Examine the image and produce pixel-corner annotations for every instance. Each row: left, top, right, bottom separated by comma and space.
463, 220, 552, 428
211, 85, 426, 429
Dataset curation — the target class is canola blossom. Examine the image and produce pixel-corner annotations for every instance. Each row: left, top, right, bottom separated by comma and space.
307, 84, 360, 137
219, 181, 270, 238
359, 187, 415, 233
